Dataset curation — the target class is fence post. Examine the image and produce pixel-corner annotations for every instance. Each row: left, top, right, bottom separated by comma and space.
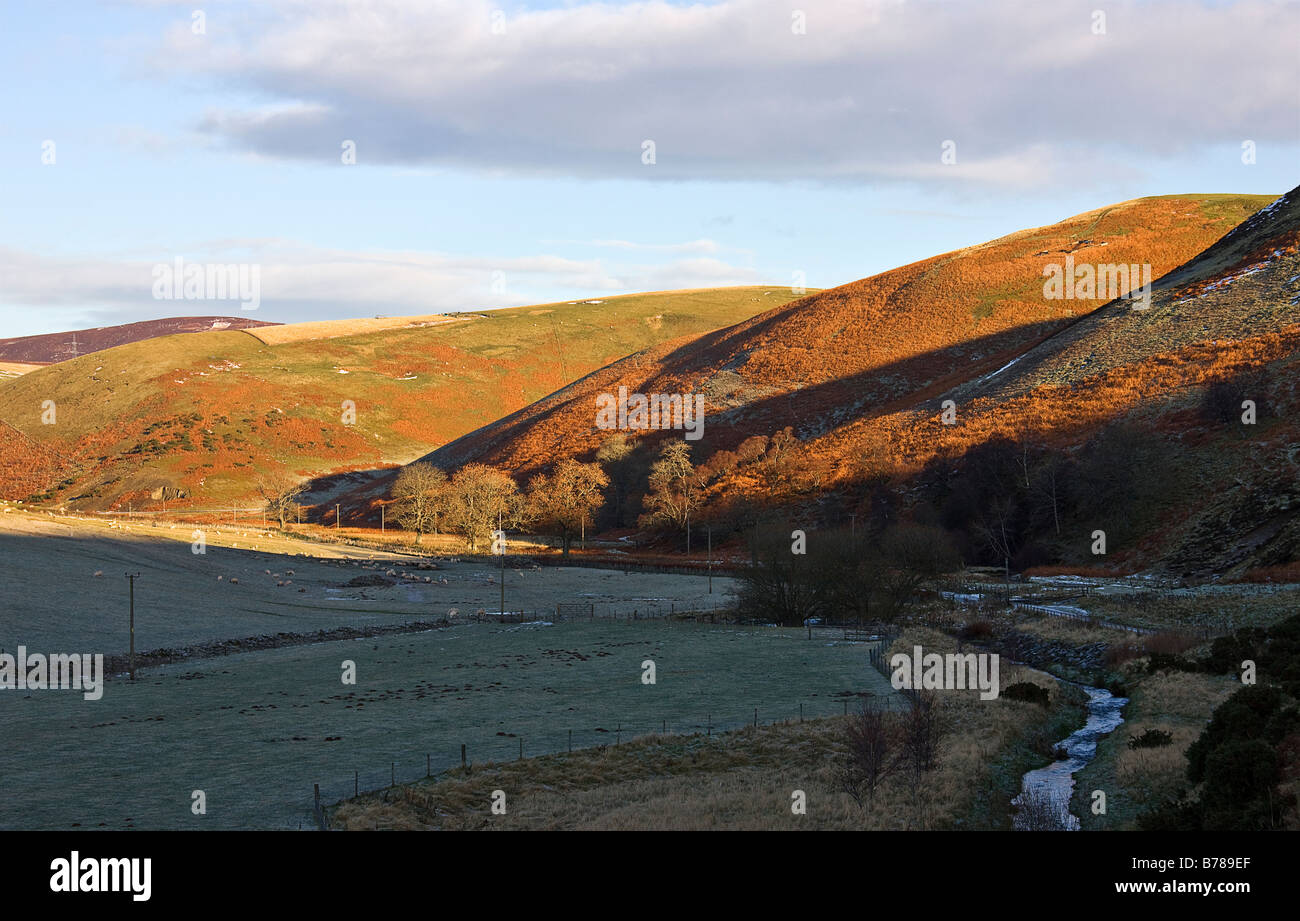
754, 708, 757, 728
568, 729, 572, 753
354, 771, 358, 798
313, 783, 326, 832
800, 702, 804, 724
427, 754, 431, 777
391, 762, 395, 787
519, 738, 523, 760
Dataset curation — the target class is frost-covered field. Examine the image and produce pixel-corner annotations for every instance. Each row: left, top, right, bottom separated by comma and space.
0, 619, 890, 830
0, 511, 891, 830
0, 511, 737, 653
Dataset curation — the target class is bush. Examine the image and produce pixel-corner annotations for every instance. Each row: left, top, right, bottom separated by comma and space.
1003, 682, 1051, 706
1146, 652, 1202, 674
1128, 728, 1174, 749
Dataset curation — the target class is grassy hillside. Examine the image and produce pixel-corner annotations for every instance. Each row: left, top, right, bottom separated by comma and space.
0, 287, 805, 508
416, 192, 1300, 576
424, 194, 1273, 475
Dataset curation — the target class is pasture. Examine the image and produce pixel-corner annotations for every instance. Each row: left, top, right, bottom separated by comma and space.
0, 619, 891, 830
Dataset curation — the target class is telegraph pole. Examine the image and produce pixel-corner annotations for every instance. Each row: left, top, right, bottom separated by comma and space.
707, 525, 713, 594
125, 572, 140, 680
498, 509, 505, 617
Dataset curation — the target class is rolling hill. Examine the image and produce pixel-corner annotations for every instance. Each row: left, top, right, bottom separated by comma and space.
0, 287, 807, 510
420, 194, 1274, 471
414, 192, 1298, 576
0, 316, 278, 365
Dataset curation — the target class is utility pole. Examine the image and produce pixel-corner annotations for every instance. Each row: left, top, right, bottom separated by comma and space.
381, 504, 385, 536
707, 525, 712, 594
498, 509, 505, 617
125, 572, 140, 680
336, 504, 341, 530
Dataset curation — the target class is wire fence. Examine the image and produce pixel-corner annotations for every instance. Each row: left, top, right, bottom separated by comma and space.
303, 686, 904, 830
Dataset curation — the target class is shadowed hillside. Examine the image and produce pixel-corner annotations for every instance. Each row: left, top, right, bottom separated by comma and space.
414, 192, 1297, 577
420, 194, 1273, 474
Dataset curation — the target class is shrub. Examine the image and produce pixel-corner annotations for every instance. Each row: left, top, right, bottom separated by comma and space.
1128, 728, 1174, 749
1003, 682, 1051, 706
1146, 652, 1202, 674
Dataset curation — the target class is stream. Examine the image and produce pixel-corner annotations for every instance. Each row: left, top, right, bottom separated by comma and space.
1012, 684, 1128, 830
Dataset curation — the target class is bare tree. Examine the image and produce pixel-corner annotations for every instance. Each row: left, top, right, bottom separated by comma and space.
900, 690, 946, 778
391, 462, 451, 544
527, 458, 609, 555
877, 523, 961, 622
841, 703, 898, 806
445, 463, 526, 551
641, 440, 703, 550
256, 474, 307, 529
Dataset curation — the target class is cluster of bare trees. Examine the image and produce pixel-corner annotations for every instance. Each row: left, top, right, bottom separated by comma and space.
841, 692, 948, 807
735, 522, 960, 627
928, 423, 1165, 569
390, 459, 607, 553
387, 436, 707, 554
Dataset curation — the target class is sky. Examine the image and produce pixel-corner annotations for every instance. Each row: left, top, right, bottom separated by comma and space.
1, 0, 1297, 338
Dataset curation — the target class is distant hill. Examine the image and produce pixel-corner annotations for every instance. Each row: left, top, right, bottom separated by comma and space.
0, 316, 279, 364
0, 287, 806, 510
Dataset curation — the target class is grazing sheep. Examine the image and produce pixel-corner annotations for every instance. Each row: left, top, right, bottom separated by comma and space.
93, 570, 103, 578
230, 578, 239, 584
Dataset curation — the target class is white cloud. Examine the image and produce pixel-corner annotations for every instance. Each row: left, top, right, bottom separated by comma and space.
0, 241, 766, 330
139, 0, 1299, 187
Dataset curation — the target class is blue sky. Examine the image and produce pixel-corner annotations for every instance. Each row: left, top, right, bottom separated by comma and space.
1, 0, 1297, 337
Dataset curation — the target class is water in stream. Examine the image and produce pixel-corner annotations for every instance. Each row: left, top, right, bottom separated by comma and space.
1013, 685, 1127, 830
